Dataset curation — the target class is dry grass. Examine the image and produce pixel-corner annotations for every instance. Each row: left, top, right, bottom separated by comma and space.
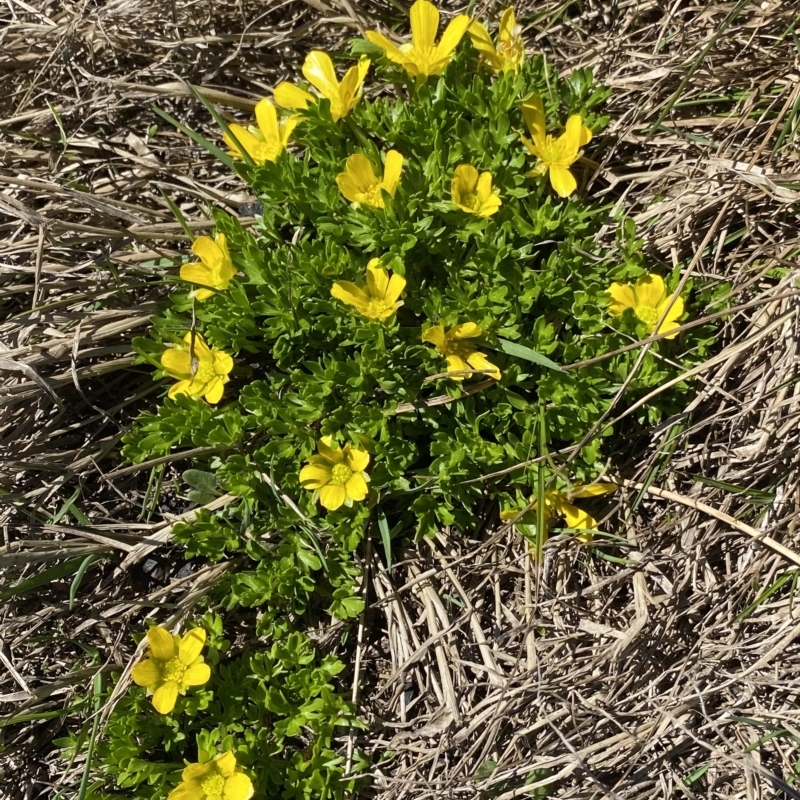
2, 0, 800, 798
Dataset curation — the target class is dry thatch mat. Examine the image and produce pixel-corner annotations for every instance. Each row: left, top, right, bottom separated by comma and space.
2, 0, 800, 797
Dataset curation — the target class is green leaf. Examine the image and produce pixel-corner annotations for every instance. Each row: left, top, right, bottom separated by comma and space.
494, 338, 563, 372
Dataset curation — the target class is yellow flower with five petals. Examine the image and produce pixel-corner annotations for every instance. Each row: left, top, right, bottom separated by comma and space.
520, 94, 592, 198
451, 164, 502, 217
161, 332, 233, 404
223, 98, 298, 165
274, 51, 370, 122
336, 150, 404, 208
131, 626, 210, 715
607, 273, 685, 339
300, 437, 370, 511
422, 322, 501, 381
167, 751, 253, 800
468, 7, 524, 73
180, 233, 236, 301
501, 483, 617, 543
365, 0, 471, 79
331, 258, 406, 321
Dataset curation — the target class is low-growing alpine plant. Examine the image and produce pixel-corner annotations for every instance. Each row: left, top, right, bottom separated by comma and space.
82, 2, 727, 798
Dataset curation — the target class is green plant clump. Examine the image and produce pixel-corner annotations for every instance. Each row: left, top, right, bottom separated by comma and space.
81, 4, 725, 798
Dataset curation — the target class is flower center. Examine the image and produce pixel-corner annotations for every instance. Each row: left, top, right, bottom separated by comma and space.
365, 298, 393, 318
330, 463, 353, 486
201, 774, 225, 797
192, 359, 217, 385
360, 185, 385, 208
460, 190, 480, 210
636, 305, 660, 329
541, 135, 572, 167
162, 657, 186, 683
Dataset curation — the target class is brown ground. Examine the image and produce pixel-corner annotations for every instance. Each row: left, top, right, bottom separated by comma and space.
2, 0, 800, 798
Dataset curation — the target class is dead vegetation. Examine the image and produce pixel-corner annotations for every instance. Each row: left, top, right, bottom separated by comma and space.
2, 0, 800, 798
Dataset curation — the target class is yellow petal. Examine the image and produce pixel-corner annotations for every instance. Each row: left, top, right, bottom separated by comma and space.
273, 82, 314, 110
224, 773, 254, 800
634, 274, 666, 309
579, 123, 593, 147
657, 294, 684, 327
183, 763, 214, 782
300, 463, 332, 490
280, 115, 300, 147
467, 19, 496, 56
549, 164, 577, 197
365, 263, 389, 298
345, 447, 370, 473
658, 319, 681, 339
317, 437, 342, 463
561, 115, 584, 161
434, 14, 471, 60
254, 98, 280, 145
337, 59, 369, 119
147, 626, 176, 660
161, 347, 192, 378
499, 7, 516, 38
522, 95, 546, 145
454, 163, 478, 193
168, 779, 205, 800
344, 472, 368, 502
319, 483, 347, 511
381, 150, 404, 197
499, 508, 521, 522
569, 483, 617, 499
467, 350, 501, 380
410, 0, 439, 51
607, 283, 637, 316
331, 280, 370, 312
180, 262, 216, 290
168, 379, 192, 399
178, 628, 206, 664
451, 322, 482, 339
384, 273, 406, 305
191, 236, 224, 270
152, 681, 179, 714
444, 353, 470, 379
302, 50, 340, 101
422, 324, 447, 349
182, 662, 211, 687
215, 752, 237, 778
223, 124, 262, 162
560, 501, 597, 530
131, 658, 160, 687
476, 170, 493, 201
213, 350, 234, 376
204, 378, 225, 405
191, 288, 214, 301
364, 30, 407, 65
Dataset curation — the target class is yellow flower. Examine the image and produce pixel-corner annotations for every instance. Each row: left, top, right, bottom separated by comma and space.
161, 332, 234, 404
422, 322, 501, 381
365, 0, 471, 78
180, 233, 236, 301
167, 751, 254, 800
520, 94, 592, 197
222, 98, 298, 165
336, 150, 404, 208
274, 51, 370, 122
300, 436, 370, 511
131, 626, 210, 715
501, 483, 617, 543
451, 164, 502, 217
331, 258, 406, 321
468, 7, 524, 73
607, 273, 685, 339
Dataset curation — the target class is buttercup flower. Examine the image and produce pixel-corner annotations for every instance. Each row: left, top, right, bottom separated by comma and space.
501, 483, 617, 542
274, 51, 370, 122
180, 233, 236, 301
520, 94, 592, 197
222, 97, 297, 165
365, 0, 471, 78
300, 436, 370, 511
468, 7, 524, 73
131, 626, 210, 715
607, 273, 685, 339
422, 322, 501, 381
161, 332, 234, 404
451, 164, 502, 217
336, 150, 404, 208
167, 751, 254, 800
331, 258, 406, 321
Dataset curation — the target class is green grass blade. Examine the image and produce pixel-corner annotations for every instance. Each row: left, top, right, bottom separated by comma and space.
150, 104, 237, 171
495, 338, 562, 372
76, 671, 103, 800
69, 555, 100, 611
